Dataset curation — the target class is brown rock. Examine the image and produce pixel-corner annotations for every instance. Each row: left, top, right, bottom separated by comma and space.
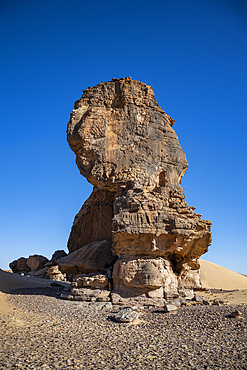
9, 257, 31, 274
27, 254, 49, 271
60, 288, 110, 302
66, 77, 212, 302
112, 256, 178, 299
47, 265, 66, 281
67, 77, 187, 191
67, 187, 115, 253
58, 240, 114, 275
229, 309, 242, 318
18, 257, 31, 273
33, 267, 49, 278
9, 260, 18, 273
51, 250, 67, 262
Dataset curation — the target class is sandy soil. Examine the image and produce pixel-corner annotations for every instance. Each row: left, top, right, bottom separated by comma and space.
0, 270, 53, 325
0, 263, 247, 369
0, 269, 54, 293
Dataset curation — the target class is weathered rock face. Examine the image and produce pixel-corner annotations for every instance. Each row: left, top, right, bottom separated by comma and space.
67, 77, 212, 304
27, 255, 49, 271
51, 250, 67, 262
58, 240, 114, 275
9, 257, 31, 274
112, 256, 178, 299
47, 265, 66, 281
67, 187, 115, 253
72, 273, 108, 289
67, 76, 187, 191
9, 260, 18, 273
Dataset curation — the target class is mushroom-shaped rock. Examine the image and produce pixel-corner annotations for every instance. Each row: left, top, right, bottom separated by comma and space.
66, 77, 212, 303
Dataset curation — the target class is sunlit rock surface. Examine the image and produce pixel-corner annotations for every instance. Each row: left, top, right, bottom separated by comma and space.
66, 77, 212, 303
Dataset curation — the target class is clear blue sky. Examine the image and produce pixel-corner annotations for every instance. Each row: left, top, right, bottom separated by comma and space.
1, 0, 247, 273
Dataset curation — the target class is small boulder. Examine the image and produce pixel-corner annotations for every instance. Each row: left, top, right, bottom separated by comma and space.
47, 265, 66, 281
27, 255, 49, 271
51, 250, 67, 262
178, 289, 194, 300
58, 240, 113, 275
9, 257, 31, 273
114, 307, 140, 323
164, 304, 178, 312
229, 310, 242, 318
193, 294, 204, 302
34, 267, 49, 278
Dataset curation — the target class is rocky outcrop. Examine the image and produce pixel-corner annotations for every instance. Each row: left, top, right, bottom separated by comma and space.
112, 257, 178, 300
66, 77, 212, 305
67, 77, 186, 191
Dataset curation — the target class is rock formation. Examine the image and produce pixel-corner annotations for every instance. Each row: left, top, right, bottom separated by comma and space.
58, 240, 114, 275
9, 257, 30, 274
47, 265, 66, 281
65, 77, 212, 304
9, 250, 67, 278
27, 255, 48, 271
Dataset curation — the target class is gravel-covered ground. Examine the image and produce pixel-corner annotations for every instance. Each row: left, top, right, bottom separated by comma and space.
0, 287, 246, 370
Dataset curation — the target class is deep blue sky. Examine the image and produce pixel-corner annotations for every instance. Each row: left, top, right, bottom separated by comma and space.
1, 0, 247, 273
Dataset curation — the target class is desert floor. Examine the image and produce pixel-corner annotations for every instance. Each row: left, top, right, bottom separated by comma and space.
0, 262, 247, 370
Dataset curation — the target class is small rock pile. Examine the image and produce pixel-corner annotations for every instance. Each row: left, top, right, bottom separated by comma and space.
9, 250, 67, 281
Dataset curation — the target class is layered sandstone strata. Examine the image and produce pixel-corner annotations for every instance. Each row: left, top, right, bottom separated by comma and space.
66, 77, 212, 303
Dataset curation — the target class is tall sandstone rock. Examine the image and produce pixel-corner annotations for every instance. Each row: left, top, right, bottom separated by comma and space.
66, 77, 211, 302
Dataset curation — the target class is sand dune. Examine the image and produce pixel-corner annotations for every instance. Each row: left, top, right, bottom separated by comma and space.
199, 259, 247, 290
0, 269, 53, 293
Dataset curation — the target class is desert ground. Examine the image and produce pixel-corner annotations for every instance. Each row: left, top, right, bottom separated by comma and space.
0, 261, 247, 370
